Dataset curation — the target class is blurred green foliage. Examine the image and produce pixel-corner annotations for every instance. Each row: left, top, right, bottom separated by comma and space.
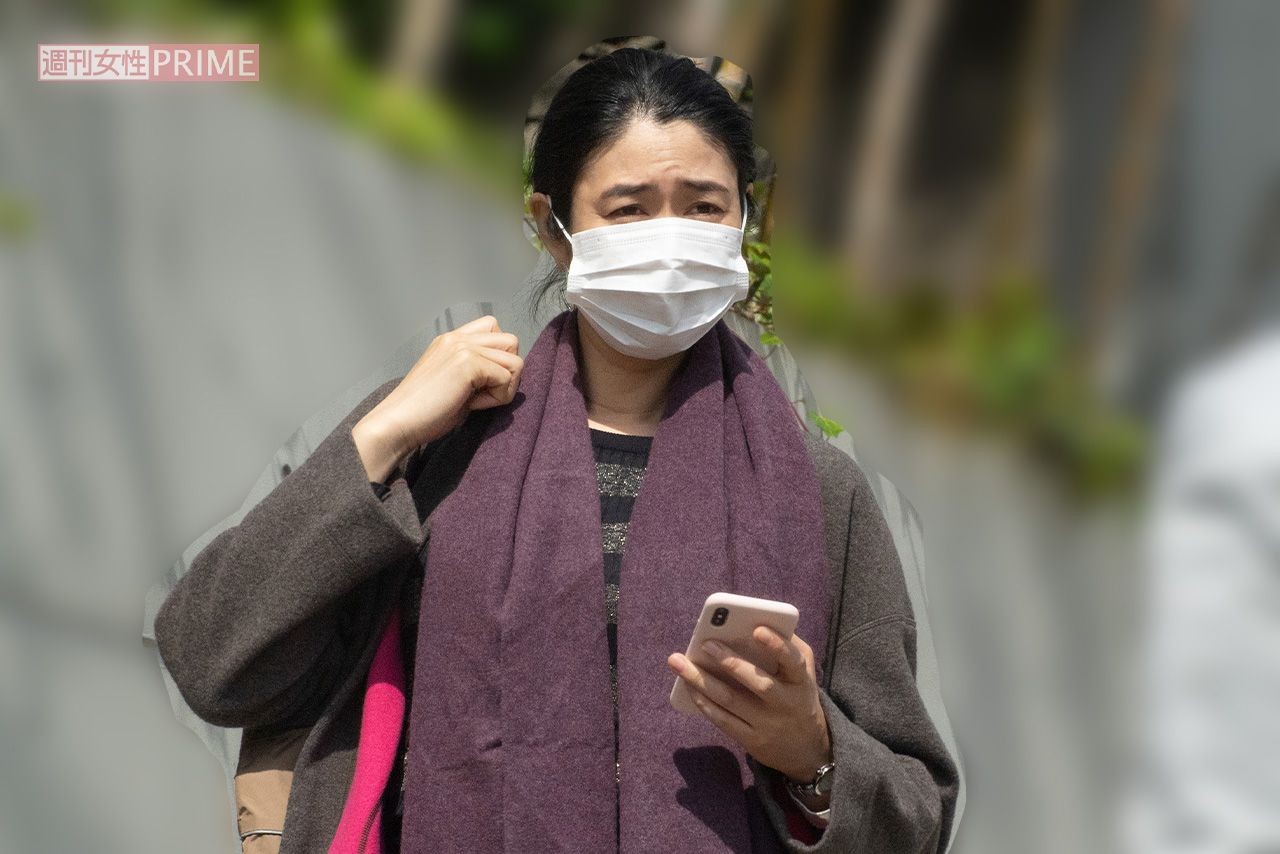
92, 0, 1144, 496
0, 192, 36, 243
738, 233, 846, 440
91, 0, 521, 191
263, 15, 517, 179
761, 234, 1146, 496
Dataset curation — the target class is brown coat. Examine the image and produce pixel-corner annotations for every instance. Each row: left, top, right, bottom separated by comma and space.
154, 376, 960, 853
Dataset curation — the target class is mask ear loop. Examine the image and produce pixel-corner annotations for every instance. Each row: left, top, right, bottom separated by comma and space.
547, 197, 573, 247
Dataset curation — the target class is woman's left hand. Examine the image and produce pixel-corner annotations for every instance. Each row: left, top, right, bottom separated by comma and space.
667, 626, 833, 784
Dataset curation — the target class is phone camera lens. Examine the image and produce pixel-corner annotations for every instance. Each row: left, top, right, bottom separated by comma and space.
710, 607, 729, 627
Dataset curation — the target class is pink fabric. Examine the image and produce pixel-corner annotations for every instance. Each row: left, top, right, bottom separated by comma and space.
328, 605, 406, 854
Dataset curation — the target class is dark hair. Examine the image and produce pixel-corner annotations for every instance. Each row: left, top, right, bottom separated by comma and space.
527, 47, 757, 312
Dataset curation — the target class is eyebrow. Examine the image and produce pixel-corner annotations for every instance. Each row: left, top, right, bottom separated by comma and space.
600, 179, 732, 200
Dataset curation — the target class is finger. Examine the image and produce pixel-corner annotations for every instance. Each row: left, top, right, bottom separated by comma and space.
699, 639, 779, 700
460, 331, 520, 354
464, 357, 513, 398
470, 390, 511, 411
466, 348, 522, 411
667, 653, 758, 719
465, 358, 514, 412
469, 345, 524, 373
454, 314, 502, 334
471, 386, 519, 412
688, 687, 755, 746
469, 390, 512, 410
752, 626, 809, 684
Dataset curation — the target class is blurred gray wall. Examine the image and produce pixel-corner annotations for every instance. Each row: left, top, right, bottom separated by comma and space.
1127, 0, 1280, 410
0, 6, 531, 851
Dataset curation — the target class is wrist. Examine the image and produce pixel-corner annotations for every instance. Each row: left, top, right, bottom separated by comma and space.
782, 752, 832, 786
352, 413, 409, 482
781, 719, 833, 784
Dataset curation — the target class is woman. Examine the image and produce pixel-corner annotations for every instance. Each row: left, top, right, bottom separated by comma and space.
154, 46, 959, 853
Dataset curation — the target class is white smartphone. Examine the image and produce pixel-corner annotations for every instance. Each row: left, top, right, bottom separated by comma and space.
669, 591, 800, 715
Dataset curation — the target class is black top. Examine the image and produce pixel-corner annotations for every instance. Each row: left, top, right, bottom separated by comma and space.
588, 429, 653, 776
589, 427, 653, 851
373, 427, 653, 852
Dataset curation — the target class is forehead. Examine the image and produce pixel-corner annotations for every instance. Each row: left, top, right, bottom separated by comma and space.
576, 117, 736, 196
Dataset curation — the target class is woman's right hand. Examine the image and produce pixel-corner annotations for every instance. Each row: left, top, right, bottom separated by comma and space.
352, 315, 523, 481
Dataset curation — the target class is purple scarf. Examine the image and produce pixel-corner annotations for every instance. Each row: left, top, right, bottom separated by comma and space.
401, 308, 832, 852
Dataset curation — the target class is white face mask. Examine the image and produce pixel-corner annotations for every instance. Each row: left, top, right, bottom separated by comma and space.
550, 197, 750, 360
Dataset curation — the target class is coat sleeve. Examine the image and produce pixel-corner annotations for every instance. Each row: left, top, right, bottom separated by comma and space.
750, 451, 961, 852
153, 376, 428, 730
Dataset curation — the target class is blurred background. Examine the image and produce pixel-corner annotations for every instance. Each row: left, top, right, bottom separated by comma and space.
3, 0, 1278, 851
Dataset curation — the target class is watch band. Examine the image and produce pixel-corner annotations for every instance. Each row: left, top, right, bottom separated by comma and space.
783, 760, 835, 828
785, 786, 831, 828
785, 760, 835, 798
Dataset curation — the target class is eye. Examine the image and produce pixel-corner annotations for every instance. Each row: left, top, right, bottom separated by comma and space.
609, 204, 643, 217
689, 201, 725, 216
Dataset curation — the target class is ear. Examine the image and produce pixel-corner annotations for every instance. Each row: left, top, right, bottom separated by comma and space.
529, 191, 572, 270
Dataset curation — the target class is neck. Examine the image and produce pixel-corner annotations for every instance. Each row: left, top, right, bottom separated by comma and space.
575, 311, 683, 437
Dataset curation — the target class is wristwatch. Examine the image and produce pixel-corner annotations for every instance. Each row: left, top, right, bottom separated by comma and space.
784, 760, 835, 806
